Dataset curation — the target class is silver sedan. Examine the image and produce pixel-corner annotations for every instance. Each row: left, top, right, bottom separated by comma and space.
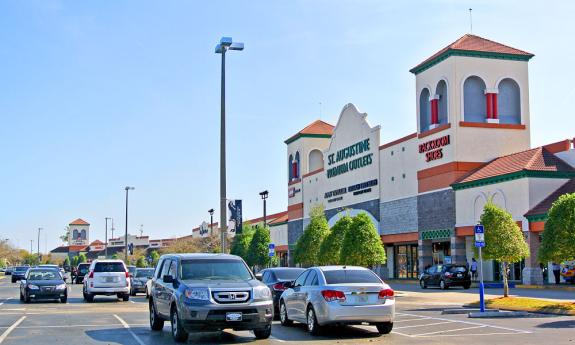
279, 266, 395, 335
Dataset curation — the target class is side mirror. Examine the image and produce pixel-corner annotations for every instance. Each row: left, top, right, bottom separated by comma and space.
285, 281, 294, 289
20, 279, 27, 285
255, 273, 263, 281
163, 275, 174, 284
63, 277, 68, 282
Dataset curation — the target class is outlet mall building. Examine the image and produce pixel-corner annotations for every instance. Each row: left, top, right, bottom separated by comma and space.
284, 34, 575, 285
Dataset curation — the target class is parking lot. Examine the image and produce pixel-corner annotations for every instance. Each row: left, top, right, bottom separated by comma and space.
0, 275, 573, 344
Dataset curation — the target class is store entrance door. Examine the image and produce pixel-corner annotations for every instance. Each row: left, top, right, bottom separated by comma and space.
432, 241, 451, 265
394, 244, 419, 278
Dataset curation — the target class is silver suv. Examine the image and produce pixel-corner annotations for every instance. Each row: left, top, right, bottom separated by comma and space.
148, 253, 273, 342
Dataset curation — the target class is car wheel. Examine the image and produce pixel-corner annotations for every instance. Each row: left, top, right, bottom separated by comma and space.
376, 322, 393, 334
24, 292, 30, 303
420, 279, 427, 289
11, 278, 15, 284
60, 294, 68, 303
171, 307, 189, 343
253, 325, 272, 339
85, 292, 94, 303
122, 294, 130, 302
145, 287, 149, 299
463, 283, 471, 289
306, 306, 321, 335
149, 300, 164, 331
130, 289, 136, 296
279, 301, 292, 326
440, 280, 449, 290
19, 292, 24, 302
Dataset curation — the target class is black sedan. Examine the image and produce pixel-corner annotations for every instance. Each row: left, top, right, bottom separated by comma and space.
20, 268, 68, 303
73, 263, 90, 284
11, 266, 30, 283
257, 267, 305, 316
419, 264, 471, 290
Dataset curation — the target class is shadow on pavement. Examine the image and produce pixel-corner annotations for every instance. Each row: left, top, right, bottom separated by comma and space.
535, 320, 575, 329
274, 323, 382, 342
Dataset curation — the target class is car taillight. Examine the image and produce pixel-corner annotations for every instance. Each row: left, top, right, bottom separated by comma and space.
125, 271, 130, 278
321, 290, 346, 302
88, 271, 94, 279
444, 272, 453, 278
272, 283, 286, 292
378, 288, 394, 300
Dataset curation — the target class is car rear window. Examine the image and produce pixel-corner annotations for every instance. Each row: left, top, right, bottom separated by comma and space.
323, 269, 382, 284
78, 265, 89, 273
274, 269, 305, 280
181, 259, 252, 281
135, 269, 155, 278
447, 266, 467, 273
94, 262, 126, 273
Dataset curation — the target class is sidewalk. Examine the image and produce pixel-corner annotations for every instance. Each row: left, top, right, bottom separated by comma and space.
386, 278, 575, 292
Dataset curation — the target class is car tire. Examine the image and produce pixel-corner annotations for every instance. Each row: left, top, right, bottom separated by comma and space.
306, 306, 321, 336
11, 278, 16, 284
420, 279, 427, 289
253, 325, 272, 339
463, 283, 471, 289
279, 301, 292, 326
61, 294, 67, 303
145, 287, 149, 299
122, 294, 130, 302
440, 280, 449, 290
24, 292, 30, 303
376, 322, 393, 334
149, 300, 164, 331
130, 289, 136, 296
170, 306, 189, 343
19, 292, 24, 302
84, 292, 94, 303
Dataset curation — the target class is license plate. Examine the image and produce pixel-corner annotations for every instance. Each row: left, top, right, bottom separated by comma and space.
226, 312, 242, 321
358, 295, 369, 303
457, 274, 463, 278
105, 277, 115, 283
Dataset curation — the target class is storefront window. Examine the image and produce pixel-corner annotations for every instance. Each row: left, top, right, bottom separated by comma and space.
394, 244, 418, 278
432, 241, 451, 265
494, 260, 524, 281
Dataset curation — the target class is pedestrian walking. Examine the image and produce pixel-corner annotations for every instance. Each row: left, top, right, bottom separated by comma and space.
470, 258, 478, 281
552, 262, 561, 284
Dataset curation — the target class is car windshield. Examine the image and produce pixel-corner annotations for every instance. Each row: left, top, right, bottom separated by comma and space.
78, 265, 89, 273
94, 262, 126, 273
274, 269, 305, 280
15, 266, 28, 272
323, 269, 382, 284
128, 266, 136, 274
181, 259, 252, 281
447, 266, 467, 273
28, 270, 61, 280
135, 269, 154, 278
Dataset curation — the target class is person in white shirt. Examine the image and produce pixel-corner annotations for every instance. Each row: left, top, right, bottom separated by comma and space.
470, 258, 478, 281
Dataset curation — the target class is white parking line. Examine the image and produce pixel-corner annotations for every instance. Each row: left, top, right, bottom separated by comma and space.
396, 312, 532, 334
0, 298, 11, 306
395, 321, 454, 329
270, 335, 286, 343
394, 317, 431, 323
414, 325, 486, 336
0, 316, 26, 344
114, 314, 146, 345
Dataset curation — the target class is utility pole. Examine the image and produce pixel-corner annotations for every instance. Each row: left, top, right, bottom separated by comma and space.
124, 186, 135, 263
37, 227, 42, 258
105, 217, 111, 258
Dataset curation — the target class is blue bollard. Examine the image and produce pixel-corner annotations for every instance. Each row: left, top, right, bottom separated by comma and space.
479, 281, 485, 312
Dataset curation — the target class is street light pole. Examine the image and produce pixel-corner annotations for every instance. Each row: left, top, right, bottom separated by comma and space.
124, 186, 135, 263
105, 217, 112, 258
37, 227, 42, 258
208, 209, 214, 236
215, 37, 244, 253
30, 240, 33, 254
259, 190, 269, 227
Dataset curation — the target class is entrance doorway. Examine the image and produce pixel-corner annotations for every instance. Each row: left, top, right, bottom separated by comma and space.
432, 241, 451, 265
494, 260, 525, 281
394, 244, 418, 278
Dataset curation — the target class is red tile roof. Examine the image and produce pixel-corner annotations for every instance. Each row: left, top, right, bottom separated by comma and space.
411, 34, 534, 73
285, 120, 334, 143
269, 213, 288, 225
246, 211, 289, 225
89, 240, 104, 245
69, 218, 89, 225
525, 179, 575, 217
456, 147, 575, 184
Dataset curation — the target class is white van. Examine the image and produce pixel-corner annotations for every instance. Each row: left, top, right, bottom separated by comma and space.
83, 260, 130, 302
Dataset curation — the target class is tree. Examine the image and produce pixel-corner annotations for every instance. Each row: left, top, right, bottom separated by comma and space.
480, 201, 529, 297
72, 256, 79, 267
318, 215, 352, 265
340, 213, 386, 267
150, 250, 161, 266
77, 253, 87, 264
60, 227, 70, 244
136, 256, 148, 268
539, 193, 575, 263
230, 224, 256, 262
293, 205, 330, 266
111, 253, 119, 260
63, 256, 70, 268
247, 226, 271, 269
161, 235, 223, 255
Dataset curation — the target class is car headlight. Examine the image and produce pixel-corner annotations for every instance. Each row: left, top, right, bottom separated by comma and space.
253, 286, 272, 301
28, 284, 39, 290
184, 288, 210, 301
56, 283, 67, 290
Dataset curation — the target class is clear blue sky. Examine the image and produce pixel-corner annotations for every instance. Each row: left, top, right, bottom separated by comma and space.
1, 1, 574, 251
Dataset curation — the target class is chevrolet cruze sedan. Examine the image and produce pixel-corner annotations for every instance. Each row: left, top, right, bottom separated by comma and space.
279, 266, 395, 335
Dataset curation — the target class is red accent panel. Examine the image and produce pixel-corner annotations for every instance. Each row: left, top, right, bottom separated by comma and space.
486, 93, 493, 119
459, 122, 526, 130
380, 232, 418, 244
418, 123, 451, 139
542, 139, 571, 154
492, 93, 498, 119
431, 99, 439, 125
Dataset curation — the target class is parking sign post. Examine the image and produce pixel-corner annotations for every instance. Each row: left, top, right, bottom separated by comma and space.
474, 224, 486, 313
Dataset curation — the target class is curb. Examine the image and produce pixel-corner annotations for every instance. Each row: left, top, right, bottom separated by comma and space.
516, 284, 575, 292
469, 311, 530, 318
464, 303, 575, 316
443, 308, 498, 314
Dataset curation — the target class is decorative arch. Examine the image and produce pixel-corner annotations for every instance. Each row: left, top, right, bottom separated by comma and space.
473, 193, 488, 223
308, 149, 323, 172
419, 88, 431, 132
288, 154, 293, 181
72, 229, 79, 240
294, 151, 300, 179
497, 78, 521, 124
436, 80, 448, 125
463, 76, 487, 122
80, 229, 87, 240
490, 189, 507, 210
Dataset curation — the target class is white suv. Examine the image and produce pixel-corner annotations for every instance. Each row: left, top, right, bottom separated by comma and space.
83, 260, 130, 302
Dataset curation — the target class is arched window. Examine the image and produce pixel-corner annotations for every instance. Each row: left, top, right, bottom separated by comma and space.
294, 152, 300, 179
288, 154, 293, 181
498, 78, 521, 124
419, 88, 431, 132
72, 229, 79, 240
308, 149, 323, 172
463, 76, 486, 122
436, 80, 448, 125
81, 230, 86, 240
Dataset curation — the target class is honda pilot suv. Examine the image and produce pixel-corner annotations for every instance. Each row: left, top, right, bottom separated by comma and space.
149, 253, 273, 342
83, 259, 131, 302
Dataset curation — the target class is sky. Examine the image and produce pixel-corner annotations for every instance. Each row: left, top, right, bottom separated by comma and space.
1, 0, 575, 252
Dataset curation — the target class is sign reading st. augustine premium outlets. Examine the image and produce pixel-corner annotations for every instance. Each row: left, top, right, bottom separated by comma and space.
326, 138, 373, 178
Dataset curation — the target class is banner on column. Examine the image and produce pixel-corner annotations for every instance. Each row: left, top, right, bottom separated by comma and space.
227, 199, 243, 234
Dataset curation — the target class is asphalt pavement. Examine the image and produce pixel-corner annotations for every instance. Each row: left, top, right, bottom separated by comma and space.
0, 275, 573, 344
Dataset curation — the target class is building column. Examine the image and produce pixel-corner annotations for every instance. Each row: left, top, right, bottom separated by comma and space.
418, 239, 432, 271
451, 235, 466, 265
484, 89, 499, 123
429, 95, 440, 129
522, 231, 543, 285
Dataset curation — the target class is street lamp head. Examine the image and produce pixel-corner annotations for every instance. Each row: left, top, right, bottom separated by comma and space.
220, 37, 233, 47
229, 42, 244, 51
125, 186, 135, 191
208, 208, 214, 216
215, 37, 244, 54
259, 190, 269, 199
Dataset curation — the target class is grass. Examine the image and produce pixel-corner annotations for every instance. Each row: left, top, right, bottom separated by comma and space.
471, 297, 575, 315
